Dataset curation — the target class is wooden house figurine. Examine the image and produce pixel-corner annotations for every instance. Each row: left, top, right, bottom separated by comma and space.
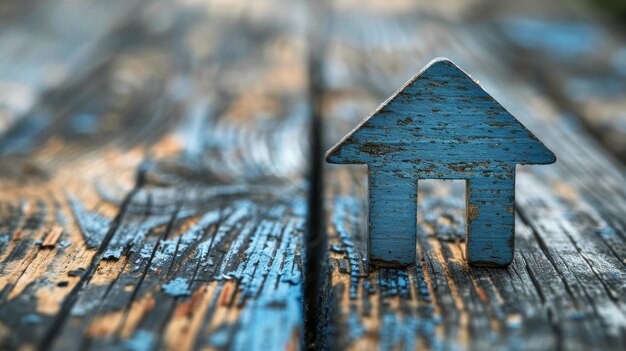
326, 58, 556, 267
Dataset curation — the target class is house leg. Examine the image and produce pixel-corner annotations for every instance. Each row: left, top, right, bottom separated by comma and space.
466, 173, 515, 266
368, 170, 417, 266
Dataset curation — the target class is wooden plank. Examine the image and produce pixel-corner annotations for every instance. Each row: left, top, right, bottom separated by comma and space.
317, 1, 626, 349
0, 0, 143, 139
0, 0, 311, 350
483, 0, 626, 162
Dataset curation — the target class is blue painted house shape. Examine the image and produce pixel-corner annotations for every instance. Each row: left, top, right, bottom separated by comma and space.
326, 58, 556, 267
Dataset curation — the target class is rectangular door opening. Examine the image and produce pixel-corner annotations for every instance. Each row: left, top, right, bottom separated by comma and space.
416, 179, 467, 242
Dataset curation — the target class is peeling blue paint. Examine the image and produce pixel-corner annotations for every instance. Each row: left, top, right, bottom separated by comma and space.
103, 212, 185, 260
161, 277, 191, 297
346, 311, 366, 343
332, 196, 366, 299
68, 196, 111, 248
206, 325, 231, 349
326, 58, 555, 266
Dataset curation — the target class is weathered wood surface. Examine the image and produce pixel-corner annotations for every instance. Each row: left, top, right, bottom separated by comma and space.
318, 0, 626, 350
485, 0, 626, 161
0, 0, 309, 350
0, 0, 625, 350
325, 58, 555, 267
0, 0, 143, 136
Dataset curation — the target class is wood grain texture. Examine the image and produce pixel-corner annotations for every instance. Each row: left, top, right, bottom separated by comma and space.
317, 0, 626, 349
484, 0, 626, 162
326, 57, 555, 266
0, 0, 625, 350
0, 0, 143, 137
0, 0, 310, 350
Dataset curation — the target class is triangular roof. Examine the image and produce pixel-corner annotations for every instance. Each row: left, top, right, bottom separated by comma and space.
325, 57, 556, 167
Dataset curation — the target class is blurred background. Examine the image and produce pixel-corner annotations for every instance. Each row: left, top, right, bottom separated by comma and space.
0, 0, 624, 162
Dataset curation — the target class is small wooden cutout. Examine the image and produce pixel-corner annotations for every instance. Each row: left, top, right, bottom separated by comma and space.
326, 58, 556, 267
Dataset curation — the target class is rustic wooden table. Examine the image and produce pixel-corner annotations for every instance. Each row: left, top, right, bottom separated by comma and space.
0, 0, 624, 350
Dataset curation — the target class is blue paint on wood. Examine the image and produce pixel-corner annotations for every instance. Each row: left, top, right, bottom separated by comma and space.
325, 58, 556, 267
161, 277, 192, 297
466, 168, 516, 266
369, 170, 416, 265
68, 196, 112, 248
123, 330, 155, 351
331, 196, 368, 299
22, 314, 43, 325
